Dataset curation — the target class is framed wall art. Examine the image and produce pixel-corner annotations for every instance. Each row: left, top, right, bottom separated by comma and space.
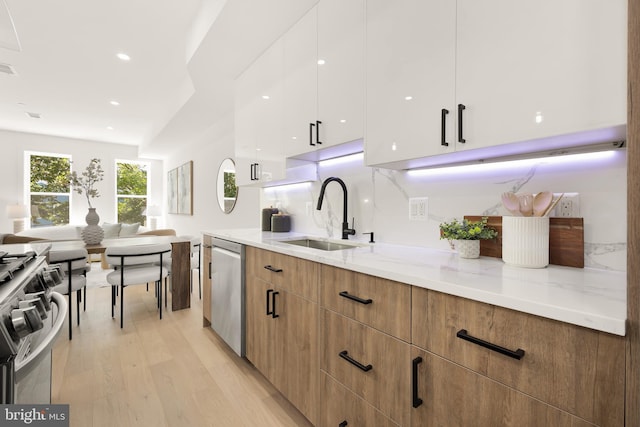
167, 161, 193, 215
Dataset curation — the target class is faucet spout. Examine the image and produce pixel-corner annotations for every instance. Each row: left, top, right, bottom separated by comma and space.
317, 177, 356, 240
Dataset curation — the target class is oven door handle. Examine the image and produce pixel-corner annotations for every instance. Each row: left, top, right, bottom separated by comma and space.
14, 292, 67, 374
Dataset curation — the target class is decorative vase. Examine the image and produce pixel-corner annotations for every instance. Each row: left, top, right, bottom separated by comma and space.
82, 207, 104, 245
454, 239, 480, 259
502, 216, 549, 268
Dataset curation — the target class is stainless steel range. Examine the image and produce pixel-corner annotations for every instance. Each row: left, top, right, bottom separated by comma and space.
0, 243, 67, 404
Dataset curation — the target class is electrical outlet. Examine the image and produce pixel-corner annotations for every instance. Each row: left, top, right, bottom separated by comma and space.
552, 192, 580, 217
409, 197, 428, 221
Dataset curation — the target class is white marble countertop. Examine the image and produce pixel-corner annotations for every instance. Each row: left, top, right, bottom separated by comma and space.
203, 228, 627, 336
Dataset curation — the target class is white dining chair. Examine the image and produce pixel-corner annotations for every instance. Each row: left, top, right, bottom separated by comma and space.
49, 248, 90, 340
105, 243, 171, 328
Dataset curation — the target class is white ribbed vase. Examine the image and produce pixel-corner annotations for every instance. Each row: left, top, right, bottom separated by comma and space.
82, 207, 104, 245
454, 239, 480, 259
502, 216, 549, 268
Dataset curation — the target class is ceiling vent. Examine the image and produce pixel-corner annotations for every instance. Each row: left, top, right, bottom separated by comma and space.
25, 112, 41, 119
0, 62, 16, 75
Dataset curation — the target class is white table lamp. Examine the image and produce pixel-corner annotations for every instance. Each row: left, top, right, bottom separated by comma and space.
7, 204, 28, 233
143, 205, 162, 230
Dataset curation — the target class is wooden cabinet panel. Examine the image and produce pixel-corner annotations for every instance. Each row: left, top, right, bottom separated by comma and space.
411, 347, 593, 427
412, 287, 624, 426
245, 275, 277, 382
321, 265, 411, 342
246, 247, 318, 301
321, 309, 411, 426
320, 372, 398, 427
275, 290, 319, 424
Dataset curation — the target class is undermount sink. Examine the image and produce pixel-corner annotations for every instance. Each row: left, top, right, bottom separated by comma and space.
279, 238, 365, 251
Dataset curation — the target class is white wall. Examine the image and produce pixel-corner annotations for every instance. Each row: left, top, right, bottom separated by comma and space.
0, 129, 162, 232
162, 114, 260, 238
262, 149, 627, 271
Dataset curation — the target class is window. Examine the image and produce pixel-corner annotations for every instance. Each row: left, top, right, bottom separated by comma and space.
116, 161, 148, 224
28, 153, 71, 227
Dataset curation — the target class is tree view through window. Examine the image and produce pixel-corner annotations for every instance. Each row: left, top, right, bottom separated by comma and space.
117, 162, 148, 224
29, 154, 71, 227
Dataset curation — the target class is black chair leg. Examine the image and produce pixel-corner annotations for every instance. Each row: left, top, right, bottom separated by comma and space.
83, 287, 87, 311
164, 279, 167, 308
76, 290, 81, 326
68, 293, 72, 340
198, 268, 201, 300
111, 286, 115, 318
120, 285, 124, 328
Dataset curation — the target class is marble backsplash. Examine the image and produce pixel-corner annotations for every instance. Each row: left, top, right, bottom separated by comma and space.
261, 150, 627, 271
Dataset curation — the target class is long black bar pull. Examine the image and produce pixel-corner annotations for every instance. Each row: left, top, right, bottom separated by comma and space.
339, 422, 348, 427
266, 289, 273, 316
339, 350, 372, 372
412, 356, 424, 408
264, 265, 283, 273
309, 122, 316, 146
441, 108, 449, 146
456, 329, 525, 360
458, 103, 466, 143
271, 291, 279, 318
316, 120, 322, 145
339, 291, 372, 305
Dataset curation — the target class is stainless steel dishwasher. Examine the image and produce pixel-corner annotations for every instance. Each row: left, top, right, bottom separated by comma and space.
210, 237, 245, 357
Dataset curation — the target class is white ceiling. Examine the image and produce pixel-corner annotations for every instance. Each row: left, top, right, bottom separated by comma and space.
0, 0, 318, 158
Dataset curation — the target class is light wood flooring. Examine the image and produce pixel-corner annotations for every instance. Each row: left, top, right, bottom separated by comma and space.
51, 275, 313, 427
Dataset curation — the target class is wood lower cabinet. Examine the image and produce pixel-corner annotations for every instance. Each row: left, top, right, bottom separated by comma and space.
321, 309, 411, 426
411, 348, 593, 427
413, 287, 625, 426
320, 372, 398, 427
321, 265, 411, 342
245, 247, 319, 424
202, 234, 212, 326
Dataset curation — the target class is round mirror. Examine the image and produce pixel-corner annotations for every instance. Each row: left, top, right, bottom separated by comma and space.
217, 158, 238, 214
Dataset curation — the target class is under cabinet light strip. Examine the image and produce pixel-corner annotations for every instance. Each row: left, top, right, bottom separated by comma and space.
263, 182, 312, 192
406, 150, 619, 178
318, 152, 364, 167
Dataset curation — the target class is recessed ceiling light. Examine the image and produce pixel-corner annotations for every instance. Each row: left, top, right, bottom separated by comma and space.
110, 100, 120, 106
317, 59, 326, 65
405, 96, 413, 101
106, 126, 114, 130
116, 53, 130, 61
261, 95, 270, 100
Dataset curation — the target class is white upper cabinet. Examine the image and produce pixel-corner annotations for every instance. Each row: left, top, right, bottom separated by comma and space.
364, 0, 456, 167
284, 0, 365, 159
455, 0, 626, 153
283, 9, 319, 157
316, 0, 365, 152
234, 39, 286, 187
365, 0, 626, 169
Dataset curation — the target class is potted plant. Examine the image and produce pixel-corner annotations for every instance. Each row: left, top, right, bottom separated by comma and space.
439, 217, 498, 258
68, 158, 105, 244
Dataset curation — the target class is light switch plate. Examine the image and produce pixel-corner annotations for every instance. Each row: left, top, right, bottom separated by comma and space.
409, 197, 428, 221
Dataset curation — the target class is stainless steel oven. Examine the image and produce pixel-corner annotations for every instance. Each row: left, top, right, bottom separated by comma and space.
0, 246, 67, 404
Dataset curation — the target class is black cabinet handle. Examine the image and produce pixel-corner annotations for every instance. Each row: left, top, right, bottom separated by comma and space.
208, 262, 211, 280
456, 329, 525, 360
339, 422, 348, 427
339, 350, 372, 372
458, 103, 466, 143
271, 291, 279, 318
264, 265, 283, 273
441, 108, 449, 146
339, 291, 372, 305
412, 356, 424, 408
309, 122, 316, 146
316, 120, 322, 145
251, 163, 260, 180
250, 163, 254, 180
266, 289, 273, 316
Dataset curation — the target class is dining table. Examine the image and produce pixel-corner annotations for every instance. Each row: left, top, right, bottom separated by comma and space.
51, 235, 192, 311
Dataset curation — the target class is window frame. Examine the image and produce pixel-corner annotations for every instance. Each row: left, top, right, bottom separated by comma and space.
115, 159, 150, 224
25, 151, 72, 228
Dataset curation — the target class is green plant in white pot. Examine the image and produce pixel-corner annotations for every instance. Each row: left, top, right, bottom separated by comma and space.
439, 217, 498, 258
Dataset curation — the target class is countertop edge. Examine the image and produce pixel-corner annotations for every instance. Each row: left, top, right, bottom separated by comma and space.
204, 229, 627, 336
